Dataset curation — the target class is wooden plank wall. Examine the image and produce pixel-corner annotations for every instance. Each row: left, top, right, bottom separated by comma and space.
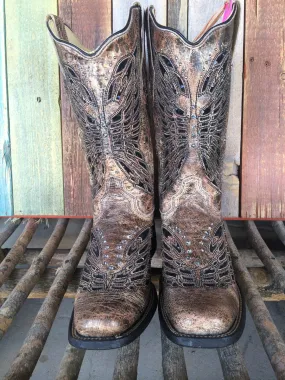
0, 0, 248, 218
5, 0, 64, 215
59, 0, 112, 216
113, 0, 167, 32
241, 0, 285, 218
223, 0, 244, 217
0, 0, 13, 215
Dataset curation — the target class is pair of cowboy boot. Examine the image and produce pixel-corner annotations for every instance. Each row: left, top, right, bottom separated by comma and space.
47, 1, 245, 350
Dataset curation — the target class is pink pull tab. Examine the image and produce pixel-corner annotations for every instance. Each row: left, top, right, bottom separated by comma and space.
222, 0, 233, 22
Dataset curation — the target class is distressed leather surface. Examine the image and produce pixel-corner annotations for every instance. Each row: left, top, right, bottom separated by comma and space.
47, 6, 154, 338
161, 284, 240, 336
147, 4, 241, 336
75, 288, 150, 337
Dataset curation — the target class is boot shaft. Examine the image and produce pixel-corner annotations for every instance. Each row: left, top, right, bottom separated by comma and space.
47, 5, 155, 290
146, 4, 238, 287
147, 4, 237, 213
47, 6, 154, 205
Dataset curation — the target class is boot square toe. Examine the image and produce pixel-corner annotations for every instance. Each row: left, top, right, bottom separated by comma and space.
74, 288, 150, 338
161, 284, 241, 337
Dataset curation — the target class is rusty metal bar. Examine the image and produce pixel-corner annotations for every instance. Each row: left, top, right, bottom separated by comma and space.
245, 221, 285, 291
3, 219, 92, 380
56, 344, 85, 380
0, 218, 69, 339
272, 221, 285, 247
0, 218, 22, 246
217, 343, 250, 380
0, 219, 38, 287
161, 331, 188, 380
226, 223, 285, 379
113, 338, 140, 380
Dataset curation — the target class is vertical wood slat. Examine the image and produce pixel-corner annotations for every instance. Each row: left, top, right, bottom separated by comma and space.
188, 0, 244, 217
168, 0, 188, 37
0, 0, 13, 216
241, 0, 285, 218
59, 0, 112, 216
222, 0, 244, 217
112, 0, 167, 33
188, 1, 223, 41
6, 0, 64, 215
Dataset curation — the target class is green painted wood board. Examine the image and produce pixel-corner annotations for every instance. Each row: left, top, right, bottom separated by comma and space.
0, 0, 13, 216
6, 0, 64, 215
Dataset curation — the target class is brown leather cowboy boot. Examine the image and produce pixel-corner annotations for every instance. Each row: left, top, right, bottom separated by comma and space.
147, 1, 245, 347
47, 4, 157, 349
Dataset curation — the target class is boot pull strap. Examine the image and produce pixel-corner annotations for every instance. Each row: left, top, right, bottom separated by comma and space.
222, 0, 234, 22
193, 1, 234, 42
46, 14, 69, 42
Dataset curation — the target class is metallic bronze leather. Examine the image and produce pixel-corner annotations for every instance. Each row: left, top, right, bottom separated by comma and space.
47, 5, 155, 338
161, 284, 240, 336
75, 288, 149, 337
147, 4, 242, 337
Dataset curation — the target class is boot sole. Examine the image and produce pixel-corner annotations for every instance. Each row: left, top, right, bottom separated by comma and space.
158, 285, 246, 348
68, 283, 158, 350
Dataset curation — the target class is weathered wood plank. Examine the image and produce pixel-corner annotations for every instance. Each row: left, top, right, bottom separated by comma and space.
112, 0, 167, 33
222, 0, 244, 217
56, 344, 85, 380
218, 343, 250, 380
188, 1, 244, 217
0, 0, 13, 216
168, 0, 188, 37
113, 338, 140, 380
6, 0, 64, 215
188, 1, 222, 41
0, 219, 38, 287
0, 219, 68, 340
161, 330, 188, 380
3, 220, 92, 380
241, 0, 285, 218
59, 0, 112, 216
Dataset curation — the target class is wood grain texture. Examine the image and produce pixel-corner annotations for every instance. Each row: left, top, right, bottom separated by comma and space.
188, 0, 244, 217
222, 0, 244, 217
59, 0, 111, 215
112, 0, 167, 33
6, 0, 64, 215
113, 338, 140, 380
0, 0, 13, 216
161, 330, 188, 380
241, 0, 285, 218
168, 0, 188, 37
